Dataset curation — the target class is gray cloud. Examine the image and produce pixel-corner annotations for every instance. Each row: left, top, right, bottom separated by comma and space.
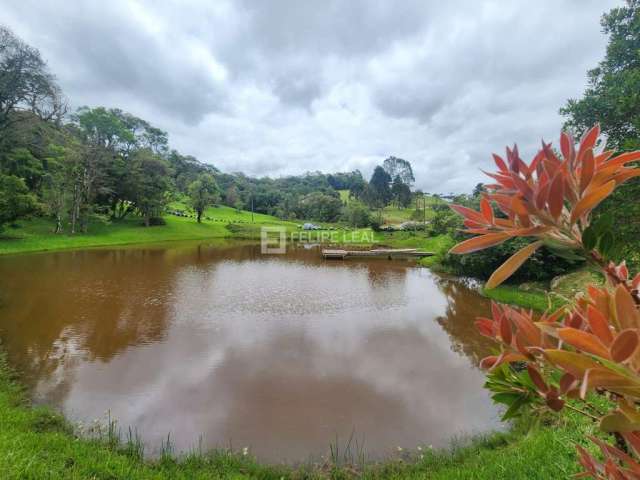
0, 0, 622, 193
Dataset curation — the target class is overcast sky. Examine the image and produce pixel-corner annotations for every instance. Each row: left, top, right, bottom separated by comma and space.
1, 1, 621, 193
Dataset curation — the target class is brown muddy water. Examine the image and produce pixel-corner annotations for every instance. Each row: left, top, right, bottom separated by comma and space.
0, 241, 500, 463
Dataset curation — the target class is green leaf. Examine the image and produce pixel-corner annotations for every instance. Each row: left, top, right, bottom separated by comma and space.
599, 231, 615, 259
600, 412, 640, 433
543, 239, 585, 261
592, 214, 614, 238
582, 225, 598, 250
501, 395, 528, 420
491, 393, 521, 407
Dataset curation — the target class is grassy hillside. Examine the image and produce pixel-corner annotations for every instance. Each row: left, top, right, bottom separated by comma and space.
0, 203, 382, 256
168, 201, 284, 224
0, 206, 294, 256
381, 195, 444, 225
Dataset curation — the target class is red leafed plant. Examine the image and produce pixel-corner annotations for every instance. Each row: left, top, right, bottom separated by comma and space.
450, 125, 640, 479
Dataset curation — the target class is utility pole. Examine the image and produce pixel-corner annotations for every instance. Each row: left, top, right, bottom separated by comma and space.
251, 195, 254, 223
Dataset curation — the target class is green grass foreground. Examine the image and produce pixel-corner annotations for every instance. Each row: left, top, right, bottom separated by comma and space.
481, 285, 561, 312
0, 347, 605, 479
481, 269, 603, 312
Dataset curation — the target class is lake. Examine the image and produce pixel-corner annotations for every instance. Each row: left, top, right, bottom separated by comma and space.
0, 241, 500, 462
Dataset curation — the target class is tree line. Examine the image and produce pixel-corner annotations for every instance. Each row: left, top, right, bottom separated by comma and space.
0, 25, 421, 234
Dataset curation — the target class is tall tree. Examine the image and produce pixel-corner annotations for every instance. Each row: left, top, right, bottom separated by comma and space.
128, 149, 172, 227
72, 106, 169, 220
367, 166, 392, 221
0, 26, 66, 135
188, 174, 219, 223
382, 156, 415, 187
391, 174, 412, 208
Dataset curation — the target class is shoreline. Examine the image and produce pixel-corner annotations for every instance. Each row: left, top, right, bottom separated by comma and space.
0, 215, 559, 312
0, 218, 599, 478
0, 345, 600, 479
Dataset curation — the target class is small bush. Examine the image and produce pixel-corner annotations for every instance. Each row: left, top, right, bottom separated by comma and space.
146, 216, 166, 226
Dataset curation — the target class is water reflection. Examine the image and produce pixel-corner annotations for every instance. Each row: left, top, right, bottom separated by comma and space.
0, 242, 499, 462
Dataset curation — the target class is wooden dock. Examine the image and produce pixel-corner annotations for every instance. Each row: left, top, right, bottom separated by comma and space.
322, 248, 434, 260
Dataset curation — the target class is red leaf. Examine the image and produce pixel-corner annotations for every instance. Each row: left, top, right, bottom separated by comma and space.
479, 355, 498, 369
499, 316, 512, 344
475, 318, 495, 337
491, 301, 503, 321
527, 365, 548, 393
510, 309, 541, 346
449, 232, 510, 254
587, 305, 614, 346
604, 150, 640, 168
610, 329, 639, 363
559, 373, 576, 394
486, 241, 543, 289
530, 149, 545, 173
510, 196, 529, 216
558, 327, 611, 358
579, 124, 600, 154
545, 391, 565, 411
547, 173, 564, 219
492, 153, 508, 172
544, 349, 601, 377
611, 168, 640, 186
560, 131, 574, 164
615, 284, 640, 330
480, 198, 494, 223
449, 204, 486, 224
623, 433, 640, 457
616, 261, 629, 281
511, 174, 534, 201
579, 149, 595, 194
570, 180, 615, 224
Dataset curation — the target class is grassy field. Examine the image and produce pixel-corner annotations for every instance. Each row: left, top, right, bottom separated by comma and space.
0, 207, 292, 256
0, 201, 308, 256
167, 200, 284, 224
0, 346, 607, 479
480, 269, 603, 312
0, 205, 382, 256
481, 285, 563, 312
380, 197, 441, 225
337, 190, 442, 226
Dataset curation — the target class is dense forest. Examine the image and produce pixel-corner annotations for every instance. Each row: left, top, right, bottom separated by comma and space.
0, 26, 420, 234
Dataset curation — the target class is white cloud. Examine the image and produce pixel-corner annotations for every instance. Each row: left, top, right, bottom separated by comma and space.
0, 0, 621, 193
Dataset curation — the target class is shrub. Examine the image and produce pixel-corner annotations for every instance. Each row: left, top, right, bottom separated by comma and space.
341, 201, 373, 227
146, 216, 166, 226
443, 237, 580, 283
450, 125, 640, 478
